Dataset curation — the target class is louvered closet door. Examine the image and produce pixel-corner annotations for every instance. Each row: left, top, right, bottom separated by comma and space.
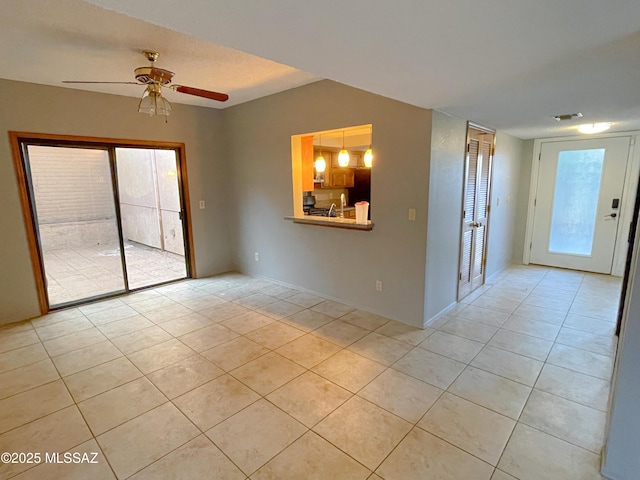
459, 127, 494, 300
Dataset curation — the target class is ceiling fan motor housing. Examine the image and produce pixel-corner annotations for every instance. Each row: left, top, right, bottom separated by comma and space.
134, 67, 174, 85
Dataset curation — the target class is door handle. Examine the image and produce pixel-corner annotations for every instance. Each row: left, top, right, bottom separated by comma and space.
605, 213, 617, 219
471, 222, 482, 228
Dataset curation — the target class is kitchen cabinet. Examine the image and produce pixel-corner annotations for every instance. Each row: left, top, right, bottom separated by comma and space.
330, 168, 355, 187
301, 135, 315, 191
351, 152, 362, 168
343, 208, 356, 219
315, 148, 360, 188
331, 151, 363, 168
314, 148, 337, 187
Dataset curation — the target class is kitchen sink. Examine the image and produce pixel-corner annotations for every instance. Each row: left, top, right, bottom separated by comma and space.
306, 207, 336, 217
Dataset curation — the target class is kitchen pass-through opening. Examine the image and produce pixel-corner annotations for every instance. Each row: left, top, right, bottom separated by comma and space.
291, 124, 373, 220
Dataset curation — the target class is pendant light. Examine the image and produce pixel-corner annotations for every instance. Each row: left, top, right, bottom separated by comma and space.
315, 134, 326, 173
363, 126, 373, 168
338, 131, 350, 167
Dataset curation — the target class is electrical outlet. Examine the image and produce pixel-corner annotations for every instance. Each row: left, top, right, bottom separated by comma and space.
254, 252, 260, 262
408, 208, 416, 221
496, 197, 501, 206
376, 280, 383, 291
199, 200, 205, 209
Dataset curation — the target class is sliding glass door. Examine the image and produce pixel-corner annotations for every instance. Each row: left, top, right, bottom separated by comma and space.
19, 139, 190, 310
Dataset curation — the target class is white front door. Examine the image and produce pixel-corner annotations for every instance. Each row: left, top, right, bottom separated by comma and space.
530, 137, 631, 273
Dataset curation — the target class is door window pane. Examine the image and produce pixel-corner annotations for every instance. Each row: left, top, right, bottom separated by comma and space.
27, 146, 125, 306
548, 149, 605, 255
115, 148, 187, 289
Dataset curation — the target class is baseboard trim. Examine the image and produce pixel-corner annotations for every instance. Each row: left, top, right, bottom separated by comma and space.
248, 272, 423, 329
424, 301, 458, 328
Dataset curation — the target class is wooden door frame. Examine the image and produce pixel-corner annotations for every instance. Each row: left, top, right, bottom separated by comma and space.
458, 122, 496, 300
523, 131, 640, 276
10, 131, 196, 315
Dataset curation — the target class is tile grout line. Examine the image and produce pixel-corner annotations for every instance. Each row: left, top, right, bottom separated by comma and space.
0, 266, 620, 480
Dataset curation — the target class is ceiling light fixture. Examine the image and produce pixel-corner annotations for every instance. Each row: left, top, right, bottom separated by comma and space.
315, 134, 326, 173
578, 122, 612, 134
364, 126, 373, 168
338, 131, 350, 167
138, 84, 172, 120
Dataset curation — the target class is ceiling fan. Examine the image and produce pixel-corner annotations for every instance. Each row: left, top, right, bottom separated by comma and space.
63, 51, 229, 118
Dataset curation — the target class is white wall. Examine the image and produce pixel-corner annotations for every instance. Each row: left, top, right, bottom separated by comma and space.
602, 221, 640, 480
0, 79, 233, 323
424, 111, 466, 323
224, 80, 432, 327
485, 131, 526, 277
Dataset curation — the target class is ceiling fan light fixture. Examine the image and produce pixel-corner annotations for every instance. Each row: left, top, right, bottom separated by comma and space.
138, 85, 172, 117
578, 122, 612, 134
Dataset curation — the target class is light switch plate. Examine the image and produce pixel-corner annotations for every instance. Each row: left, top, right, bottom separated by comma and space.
408, 208, 416, 221
199, 200, 205, 209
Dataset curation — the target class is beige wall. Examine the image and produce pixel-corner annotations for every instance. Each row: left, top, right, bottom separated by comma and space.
1, 77, 531, 328
424, 111, 467, 322
602, 221, 640, 480
486, 131, 527, 277
425, 113, 527, 322
512, 139, 535, 263
224, 80, 432, 326
0, 79, 233, 323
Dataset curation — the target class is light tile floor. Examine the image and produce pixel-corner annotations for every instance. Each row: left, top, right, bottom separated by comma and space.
43, 241, 187, 306
0, 265, 619, 479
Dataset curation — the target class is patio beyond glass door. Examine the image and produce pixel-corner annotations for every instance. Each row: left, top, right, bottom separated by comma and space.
530, 137, 631, 273
25, 145, 126, 307
115, 148, 187, 289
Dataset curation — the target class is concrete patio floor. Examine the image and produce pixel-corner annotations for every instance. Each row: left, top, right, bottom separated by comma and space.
43, 241, 187, 306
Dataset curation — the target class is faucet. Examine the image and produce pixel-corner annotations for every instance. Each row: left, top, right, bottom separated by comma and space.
328, 203, 336, 217
340, 193, 346, 218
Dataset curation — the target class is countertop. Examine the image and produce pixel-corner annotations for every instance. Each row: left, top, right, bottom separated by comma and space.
285, 215, 374, 231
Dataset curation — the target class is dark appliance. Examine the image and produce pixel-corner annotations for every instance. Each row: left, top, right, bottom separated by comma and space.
348, 169, 371, 204
302, 191, 316, 214
348, 169, 371, 218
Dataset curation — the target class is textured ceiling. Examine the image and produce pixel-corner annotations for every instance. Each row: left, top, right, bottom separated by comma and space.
3, 0, 640, 139
0, 0, 317, 109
